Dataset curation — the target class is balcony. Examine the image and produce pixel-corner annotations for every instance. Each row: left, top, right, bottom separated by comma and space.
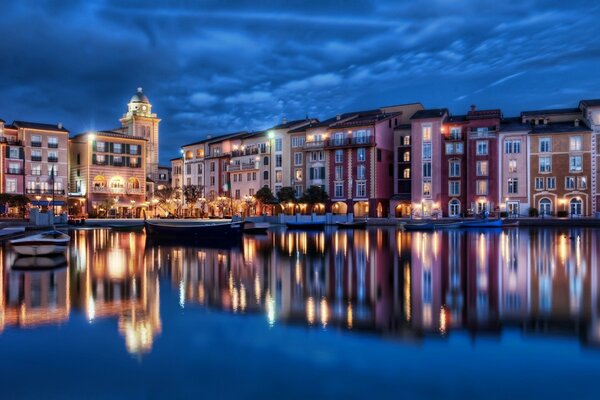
7, 168, 23, 174
48, 142, 59, 148
91, 186, 143, 195
48, 157, 59, 163
228, 162, 258, 172
0, 137, 22, 145
30, 142, 42, 147
231, 148, 259, 157
26, 189, 65, 195
303, 140, 326, 150
326, 135, 376, 149
31, 156, 42, 162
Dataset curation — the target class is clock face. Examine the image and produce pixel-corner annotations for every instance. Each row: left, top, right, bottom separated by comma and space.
142, 105, 147, 111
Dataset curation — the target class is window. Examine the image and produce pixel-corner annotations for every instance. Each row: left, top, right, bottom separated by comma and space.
233, 174, 238, 182
403, 151, 410, 162
403, 136, 410, 145
539, 138, 551, 153
334, 182, 343, 198
423, 182, 431, 197
196, 148, 204, 158
449, 199, 460, 217
356, 181, 366, 197
505, 140, 521, 154
310, 167, 325, 180
31, 149, 42, 161
291, 136, 305, 148
570, 136, 583, 151
446, 143, 454, 155
455, 143, 464, 154
96, 154, 106, 164
423, 143, 432, 159
403, 168, 410, 179
198, 164, 203, 174
357, 165, 366, 180
565, 176, 575, 190
96, 141, 106, 152
130, 145, 139, 155
335, 165, 343, 180
31, 164, 41, 176
357, 148, 366, 162
113, 143, 122, 154
449, 181, 460, 196
423, 162, 431, 178
48, 137, 58, 148
276, 155, 282, 167
6, 179, 17, 193
275, 171, 282, 183
295, 169, 302, 181
578, 176, 587, 190
9, 147, 19, 159
247, 172, 251, 181
535, 177, 544, 190
539, 156, 551, 173
294, 152, 302, 166
508, 160, 517, 173
476, 180, 488, 195
186, 164, 192, 174
335, 150, 343, 163
476, 141, 488, 155
449, 160, 460, 177
450, 127, 461, 140
263, 171, 268, 180
422, 126, 431, 141
547, 177, 556, 190
275, 138, 282, 152
507, 178, 518, 194
113, 156, 123, 166
294, 185, 303, 198
569, 155, 582, 172
209, 176, 215, 185
476, 161, 488, 176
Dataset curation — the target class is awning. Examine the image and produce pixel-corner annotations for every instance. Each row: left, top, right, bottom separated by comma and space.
31, 200, 66, 206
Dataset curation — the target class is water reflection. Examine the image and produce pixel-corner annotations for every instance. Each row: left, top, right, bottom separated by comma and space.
1, 226, 600, 353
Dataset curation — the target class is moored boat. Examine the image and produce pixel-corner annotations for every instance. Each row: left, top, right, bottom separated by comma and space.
461, 219, 503, 228
9, 230, 71, 256
336, 221, 367, 229
243, 222, 270, 234
144, 220, 244, 241
12, 254, 68, 270
286, 221, 326, 230
501, 220, 520, 228
433, 221, 463, 229
403, 222, 435, 231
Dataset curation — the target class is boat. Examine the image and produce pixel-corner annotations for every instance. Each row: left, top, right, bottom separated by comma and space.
243, 222, 270, 234
403, 222, 435, 231
144, 220, 244, 242
109, 223, 145, 232
9, 230, 71, 256
433, 221, 463, 229
461, 219, 503, 228
12, 254, 68, 270
501, 220, 520, 228
336, 221, 367, 229
286, 221, 326, 230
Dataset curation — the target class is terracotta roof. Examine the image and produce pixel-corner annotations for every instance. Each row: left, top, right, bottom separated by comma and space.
394, 123, 412, 130
70, 130, 147, 141
500, 117, 530, 132
521, 107, 580, 116
329, 111, 402, 129
410, 109, 448, 120
529, 122, 590, 134
446, 115, 468, 123
579, 99, 600, 108
467, 109, 502, 120
12, 120, 69, 133
269, 118, 317, 130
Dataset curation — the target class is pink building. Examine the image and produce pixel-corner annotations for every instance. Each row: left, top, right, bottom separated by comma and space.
0, 120, 25, 201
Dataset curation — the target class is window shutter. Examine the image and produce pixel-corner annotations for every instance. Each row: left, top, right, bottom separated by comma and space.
109, 155, 114, 165
109, 142, 114, 153
320, 167, 325, 179
5, 147, 9, 158
310, 168, 314, 180
137, 157, 142, 168
124, 144, 129, 154
19, 148, 24, 159
125, 157, 130, 167
92, 154, 97, 164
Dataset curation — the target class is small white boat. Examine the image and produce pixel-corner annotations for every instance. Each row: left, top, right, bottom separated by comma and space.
12, 254, 68, 269
243, 222, 270, 234
9, 230, 71, 256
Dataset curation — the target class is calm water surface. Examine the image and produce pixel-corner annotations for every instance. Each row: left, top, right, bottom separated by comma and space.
1, 227, 600, 399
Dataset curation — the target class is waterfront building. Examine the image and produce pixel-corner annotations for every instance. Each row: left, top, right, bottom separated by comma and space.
579, 99, 600, 216
156, 165, 172, 190
391, 123, 414, 217
0, 120, 24, 200
117, 87, 161, 183
498, 117, 530, 216
13, 121, 70, 213
441, 114, 468, 217
170, 157, 183, 189
69, 131, 147, 217
410, 109, 449, 218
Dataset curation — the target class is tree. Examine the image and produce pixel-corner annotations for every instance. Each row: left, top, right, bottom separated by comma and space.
276, 186, 296, 203
154, 186, 177, 216
8, 194, 30, 218
301, 185, 329, 213
182, 185, 204, 216
255, 186, 275, 215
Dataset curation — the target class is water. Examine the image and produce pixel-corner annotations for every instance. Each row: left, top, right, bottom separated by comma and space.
1, 227, 600, 399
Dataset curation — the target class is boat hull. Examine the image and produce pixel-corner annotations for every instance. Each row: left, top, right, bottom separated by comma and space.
336, 221, 367, 229
144, 221, 244, 242
10, 230, 71, 256
286, 222, 326, 230
12, 254, 68, 269
403, 223, 435, 231
462, 219, 503, 228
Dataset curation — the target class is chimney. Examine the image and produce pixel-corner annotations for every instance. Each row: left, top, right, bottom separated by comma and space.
57, 122, 63, 129
336, 114, 341, 121
543, 118, 548, 125
575, 119, 580, 127
470, 105, 477, 112
522, 116, 526, 124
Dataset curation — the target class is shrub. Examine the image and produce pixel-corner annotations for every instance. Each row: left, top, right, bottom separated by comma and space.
557, 210, 569, 218
500, 211, 508, 218
528, 207, 538, 217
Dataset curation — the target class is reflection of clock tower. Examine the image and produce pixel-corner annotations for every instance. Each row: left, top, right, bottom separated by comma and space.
120, 87, 161, 182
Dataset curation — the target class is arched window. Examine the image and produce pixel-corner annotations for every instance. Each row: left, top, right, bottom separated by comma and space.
263, 156, 269, 166
570, 198, 583, 216
403, 151, 410, 162
403, 168, 410, 179
539, 198, 552, 215
93, 175, 106, 188
109, 177, 124, 189
128, 177, 140, 189
263, 171, 269, 180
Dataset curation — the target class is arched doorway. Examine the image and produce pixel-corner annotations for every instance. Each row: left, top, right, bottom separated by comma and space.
353, 201, 369, 218
376, 202, 383, 218
332, 202, 348, 215
395, 203, 411, 217
570, 198, 583, 216
92, 175, 106, 190
127, 177, 140, 189
448, 199, 460, 217
539, 198, 552, 216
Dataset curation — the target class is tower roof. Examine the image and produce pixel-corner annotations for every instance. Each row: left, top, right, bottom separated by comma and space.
130, 87, 150, 104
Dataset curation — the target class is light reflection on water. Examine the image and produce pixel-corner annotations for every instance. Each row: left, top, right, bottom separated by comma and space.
1, 227, 600, 355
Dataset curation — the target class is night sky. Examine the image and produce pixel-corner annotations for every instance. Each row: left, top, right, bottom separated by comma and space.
1, 0, 600, 163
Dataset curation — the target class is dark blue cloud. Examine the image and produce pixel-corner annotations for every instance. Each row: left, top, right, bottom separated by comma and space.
1, 0, 600, 163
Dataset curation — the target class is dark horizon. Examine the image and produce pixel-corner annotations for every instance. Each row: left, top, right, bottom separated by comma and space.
1, 0, 599, 164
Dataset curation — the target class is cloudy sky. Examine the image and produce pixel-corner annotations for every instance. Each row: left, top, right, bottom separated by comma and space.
1, 0, 600, 163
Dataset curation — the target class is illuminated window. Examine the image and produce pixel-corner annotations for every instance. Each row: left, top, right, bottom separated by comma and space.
422, 126, 432, 141
476, 141, 488, 155
507, 178, 518, 194
476, 161, 488, 176
569, 155, 582, 172
403, 151, 410, 162
403, 168, 410, 179
539, 156, 551, 173
449, 160, 460, 177
476, 180, 488, 195
508, 160, 517, 173
539, 138, 551, 153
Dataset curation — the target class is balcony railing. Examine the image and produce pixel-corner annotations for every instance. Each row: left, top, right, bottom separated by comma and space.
326, 135, 375, 148
48, 157, 59, 163
26, 189, 65, 195
231, 148, 259, 157
228, 162, 258, 171
31, 156, 42, 161
7, 168, 23, 174
91, 186, 143, 194
0, 137, 22, 145
303, 140, 326, 149
48, 143, 59, 148
30, 142, 42, 147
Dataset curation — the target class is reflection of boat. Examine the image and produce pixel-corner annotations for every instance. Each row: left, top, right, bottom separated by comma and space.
12, 254, 68, 270
502, 220, 520, 228
403, 222, 434, 231
433, 221, 462, 229
336, 221, 367, 229
462, 219, 503, 228
286, 221, 326, 230
10, 230, 71, 256
243, 222, 270, 234
109, 224, 145, 232
144, 220, 244, 241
